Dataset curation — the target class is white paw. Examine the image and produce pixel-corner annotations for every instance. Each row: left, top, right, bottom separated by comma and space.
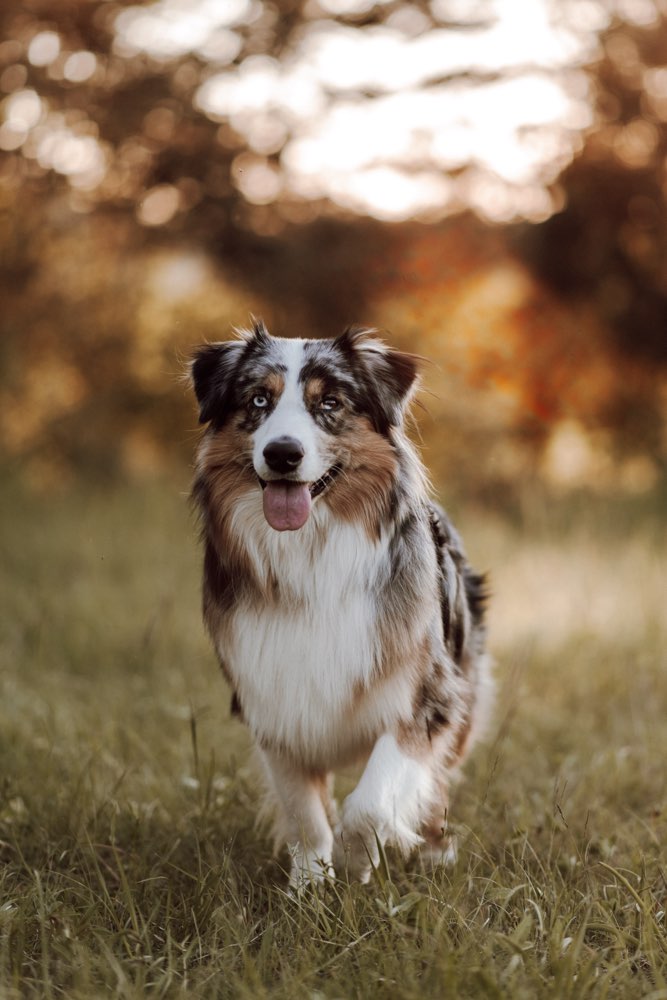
332, 820, 379, 883
333, 795, 387, 883
418, 834, 458, 871
287, 846, 334, 892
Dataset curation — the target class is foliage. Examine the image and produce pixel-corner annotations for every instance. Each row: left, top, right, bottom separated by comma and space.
519, 12, 667, 368
515, 11, 667, 455
1, 1, 667, 488
0, 480, 666, 997
0, 0, 593, 227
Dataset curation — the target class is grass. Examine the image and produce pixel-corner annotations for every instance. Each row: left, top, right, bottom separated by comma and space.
0, 476, 665, 998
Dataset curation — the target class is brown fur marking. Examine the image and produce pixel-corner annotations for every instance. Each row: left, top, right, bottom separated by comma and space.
303, 376, 325, 408
324, 417, 398, 539
197, 422, 272, 604
420, 770, 450, 847
264, 371, 285, 398
449, 711, 474, 765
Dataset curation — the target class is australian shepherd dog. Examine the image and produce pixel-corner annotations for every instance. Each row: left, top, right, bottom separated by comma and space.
189, 320, 491, 887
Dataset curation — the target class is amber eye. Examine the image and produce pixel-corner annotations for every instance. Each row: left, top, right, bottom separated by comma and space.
252, 394, 269, 409
320, 396, 339, 412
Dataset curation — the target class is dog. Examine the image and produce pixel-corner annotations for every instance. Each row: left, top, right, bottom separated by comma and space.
189, 320, 491, 886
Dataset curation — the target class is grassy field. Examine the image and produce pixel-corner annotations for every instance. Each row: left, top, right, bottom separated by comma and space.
0, 477, 665, 999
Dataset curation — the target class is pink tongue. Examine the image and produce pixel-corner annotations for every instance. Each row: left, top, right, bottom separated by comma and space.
262, 481, 312, 531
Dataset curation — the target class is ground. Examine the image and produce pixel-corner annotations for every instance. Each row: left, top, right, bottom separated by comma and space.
0, 477, 665, 999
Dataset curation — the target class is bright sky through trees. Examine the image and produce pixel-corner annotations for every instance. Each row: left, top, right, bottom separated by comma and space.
5, 0, 659, 222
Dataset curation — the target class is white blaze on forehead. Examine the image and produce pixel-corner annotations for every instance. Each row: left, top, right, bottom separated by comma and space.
253, 338, 326, 483
276, 337, 307, 413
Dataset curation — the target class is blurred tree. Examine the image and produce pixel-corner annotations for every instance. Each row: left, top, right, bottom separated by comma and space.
1, 0, 666, 489
516, 11, 667, 456
0, 0, 591, 302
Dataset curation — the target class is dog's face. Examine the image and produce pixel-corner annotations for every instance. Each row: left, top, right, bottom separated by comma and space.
191, 322, 418, 531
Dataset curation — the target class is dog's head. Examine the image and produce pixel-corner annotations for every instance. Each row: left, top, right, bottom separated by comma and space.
191, 321, 419, 532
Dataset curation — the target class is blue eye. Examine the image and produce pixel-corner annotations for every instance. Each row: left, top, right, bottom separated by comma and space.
320, 396, 339, 411
253, 394, 269, 409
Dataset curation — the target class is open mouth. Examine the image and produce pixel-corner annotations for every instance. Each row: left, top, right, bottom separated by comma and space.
258, 465, 341, 532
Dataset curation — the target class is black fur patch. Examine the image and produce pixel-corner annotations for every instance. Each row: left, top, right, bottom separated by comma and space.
334, 327, 419, 435
415, 679, 451, 744
464, 568, 489, 630
191, 341, 246, 426
428, 501, 487, 668
202, 539, 235, 614
191, 320, 281, 427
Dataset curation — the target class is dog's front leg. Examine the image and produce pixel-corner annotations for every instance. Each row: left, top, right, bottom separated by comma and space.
260, 750, 334, 889
333, 732, 434, 883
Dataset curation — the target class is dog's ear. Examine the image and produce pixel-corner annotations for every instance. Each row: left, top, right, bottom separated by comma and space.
190, 319, 272, 424
335, 326, 419, 433
190, 340, 246, 425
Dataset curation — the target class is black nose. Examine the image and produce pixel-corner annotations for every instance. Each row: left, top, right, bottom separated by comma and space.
263, 436, 305, 475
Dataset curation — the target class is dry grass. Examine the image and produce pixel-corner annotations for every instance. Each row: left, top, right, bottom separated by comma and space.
0, 478, 665, 998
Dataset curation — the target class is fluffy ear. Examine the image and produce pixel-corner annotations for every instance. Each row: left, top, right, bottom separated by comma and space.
190, 319, 271, 424
189, 340, 246, 425
335, 326, 419, 432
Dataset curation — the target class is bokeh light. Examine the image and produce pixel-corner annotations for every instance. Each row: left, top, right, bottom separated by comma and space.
0, 0, 665, 490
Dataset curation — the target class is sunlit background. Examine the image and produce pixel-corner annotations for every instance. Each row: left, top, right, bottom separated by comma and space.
1, 0, 666, 497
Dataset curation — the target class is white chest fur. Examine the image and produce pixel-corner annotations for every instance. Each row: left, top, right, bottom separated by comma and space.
220, 493, 412, 766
